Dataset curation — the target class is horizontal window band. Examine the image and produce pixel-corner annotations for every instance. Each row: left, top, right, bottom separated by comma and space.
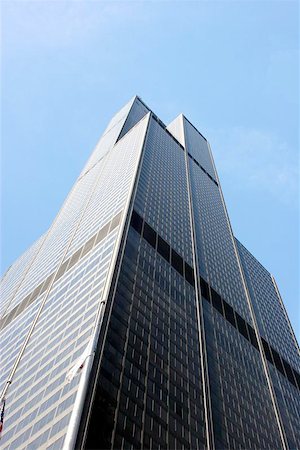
0, 210, 123, 331
130, 210, 195, 288
144, 112, 218, 188
183, 114, 208, 143
187, 152, 218, 186
130, 209, 300, 392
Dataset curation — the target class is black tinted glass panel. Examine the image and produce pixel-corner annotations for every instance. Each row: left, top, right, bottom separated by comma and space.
171, 249, 184, 276
293, 370, 300, 389
223, 301, 236, 328
262, 338, 273, 363
200, 277, 210, 301
131, 210, 143, 234
235, 313, 249, 341
247, 326, 259, 349
211, 289, 223, 315
157, 236, 170, 262
143, 222, 157, 248
282, 361, 296, 386
185, 262, 195, 286
271, 349, 285, 376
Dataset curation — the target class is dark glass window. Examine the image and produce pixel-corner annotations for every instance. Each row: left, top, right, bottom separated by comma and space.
184, 262, 195, 286
293, 369, 300, 390
171, 249, 184, 276
247, 326, 259, 349
210, 289, 223, 315
235, 313, 249, 341
271, 348, 285, 376
281, 361, 297, 387
261, 338, 272, 363
223, 301, 236, 328
143, 222, 157, 248
175, 402, 183, 418
282, 360, 294, 383
131, 210, 143, 234
200, 277, 210, 301
157, 236, 170, 262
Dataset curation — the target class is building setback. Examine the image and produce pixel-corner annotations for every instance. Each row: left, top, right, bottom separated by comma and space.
0, 96, 299, 450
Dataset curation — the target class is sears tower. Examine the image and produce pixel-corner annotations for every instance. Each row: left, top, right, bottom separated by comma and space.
1, 97, 299, 450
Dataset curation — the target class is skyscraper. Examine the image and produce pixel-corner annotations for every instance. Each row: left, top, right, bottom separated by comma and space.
1, 96, 299, 450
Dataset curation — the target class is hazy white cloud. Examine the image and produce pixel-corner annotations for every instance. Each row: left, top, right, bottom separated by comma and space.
209, 126, 299, 206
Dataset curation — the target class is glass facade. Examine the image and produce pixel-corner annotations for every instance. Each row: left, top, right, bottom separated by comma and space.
237, 240, 300, 448
0, 102, 149, 449
1, 97, 299, 450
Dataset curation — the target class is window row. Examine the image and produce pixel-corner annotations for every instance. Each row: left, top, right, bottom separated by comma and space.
130, 209, 300, 392
187, 152, 218, 186
200, 277, 300, 391
130, 210, 195, 287
0, 211, 122, 331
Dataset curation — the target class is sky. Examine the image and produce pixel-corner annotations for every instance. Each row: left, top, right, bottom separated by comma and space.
1, 1, 299, 339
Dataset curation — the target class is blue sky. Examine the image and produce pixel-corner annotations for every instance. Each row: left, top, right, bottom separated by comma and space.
1, 1, 299, 338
